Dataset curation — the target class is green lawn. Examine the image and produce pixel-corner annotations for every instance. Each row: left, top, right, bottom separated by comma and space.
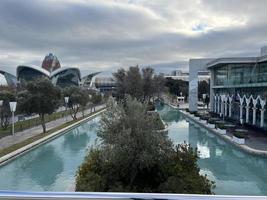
0, 106, 97, 138
0, 107, 105, 158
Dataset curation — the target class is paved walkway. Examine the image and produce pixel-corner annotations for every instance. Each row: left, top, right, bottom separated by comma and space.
0, 105, 105, 151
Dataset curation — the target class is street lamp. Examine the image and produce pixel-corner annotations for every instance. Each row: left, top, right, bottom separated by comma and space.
64, 97, 69, 122
9, 101, 17, 135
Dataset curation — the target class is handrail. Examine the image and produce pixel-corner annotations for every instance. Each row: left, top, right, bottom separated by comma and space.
0, 191, 266, 200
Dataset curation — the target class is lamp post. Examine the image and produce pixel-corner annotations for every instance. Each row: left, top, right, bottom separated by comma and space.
9, 101, 17, 135
0, 100, 3, 127
64, 97, 69, 122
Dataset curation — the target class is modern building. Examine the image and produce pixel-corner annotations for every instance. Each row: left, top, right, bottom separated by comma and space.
17, 65, 50, 83
16, 53, 98, 88
92, 76, 116, 93
81, 72, 101, 89
42, 53, 61, 72
0, 70, 17, 87
189, 46, 267, 129
51, 67, 81, 88
165, 70, 209, 82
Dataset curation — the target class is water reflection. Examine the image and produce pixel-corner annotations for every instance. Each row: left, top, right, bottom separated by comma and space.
0, 117, 100, 191
22, 145, 64, 189
156, 104, 267, 195
63, 129, 90, 155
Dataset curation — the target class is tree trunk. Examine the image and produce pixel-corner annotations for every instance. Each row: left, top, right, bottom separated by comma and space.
40, 114, 46, 133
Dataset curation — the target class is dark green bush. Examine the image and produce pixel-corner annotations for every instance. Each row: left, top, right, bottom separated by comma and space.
147, 102, 156, 111
216, 123, 226, 129
208, 119, 216, 124
233, 131, 248, 139
76, 97, 214, 194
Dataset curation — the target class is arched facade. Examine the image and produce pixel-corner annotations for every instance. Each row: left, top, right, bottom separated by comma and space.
17, 65, 50, 83
0, 70, 17, 86
51, 67, 81, 88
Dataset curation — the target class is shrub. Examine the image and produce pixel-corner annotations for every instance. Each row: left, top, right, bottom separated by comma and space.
200, 115, 209, 121
216, 123, 226, 129
233, 131, 248, 139
76, 97, 214, 194
147, 102, 156, 111
194, 112, 200, 117
208, 119, 216, 124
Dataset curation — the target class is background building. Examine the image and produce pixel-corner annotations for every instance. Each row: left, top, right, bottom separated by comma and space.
0, 70, 17, 87
92, 76, 116, 93
165, 70, 209, 82
189, 46, 267, 129
51, 67, 81, 88
42, 53, 61, 72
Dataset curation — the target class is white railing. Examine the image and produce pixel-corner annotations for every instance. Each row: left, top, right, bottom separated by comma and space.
0, 191, 266, 200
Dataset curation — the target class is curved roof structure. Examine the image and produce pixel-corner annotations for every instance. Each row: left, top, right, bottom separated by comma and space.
0, 70, 17, 86
50, 67, 81, 88
17, 65, 50, 77
50, 67, 81, 79
81, 72, 101, 88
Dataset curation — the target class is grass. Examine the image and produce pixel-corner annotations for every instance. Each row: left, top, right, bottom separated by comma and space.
0, 105, 100, 138
0, 108, 105, 158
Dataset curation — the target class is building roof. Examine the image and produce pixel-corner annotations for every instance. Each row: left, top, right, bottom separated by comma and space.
206, 46, 267, 69
50, 67, 81, 80
17, 64, 50, 77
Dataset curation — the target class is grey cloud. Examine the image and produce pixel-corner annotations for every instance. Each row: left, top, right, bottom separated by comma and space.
0, 0, 267, 75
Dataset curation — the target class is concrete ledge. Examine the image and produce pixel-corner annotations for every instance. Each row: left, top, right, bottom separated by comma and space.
0, 109, 106, 165
180, 110, 267, 157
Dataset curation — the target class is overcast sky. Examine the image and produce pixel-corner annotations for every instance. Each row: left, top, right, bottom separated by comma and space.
0, 0, 267, 76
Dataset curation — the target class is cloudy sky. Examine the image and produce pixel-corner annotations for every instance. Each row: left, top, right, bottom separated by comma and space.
0, 0, 267, 76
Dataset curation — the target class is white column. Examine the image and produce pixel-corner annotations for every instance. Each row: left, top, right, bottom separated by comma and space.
224, 97, 228, 116
214, 95, 217, 113
252, 98, 258, 125
260, 109, 265, 127
220, 95, 224, 117
229, 96, 233, 118
239, 96, 244, 124
260, 98, 266, 128
217, 96, 220, 114
245, 97, 250, 123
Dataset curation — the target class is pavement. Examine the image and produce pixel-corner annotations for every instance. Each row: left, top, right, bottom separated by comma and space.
0, 105, 105, 151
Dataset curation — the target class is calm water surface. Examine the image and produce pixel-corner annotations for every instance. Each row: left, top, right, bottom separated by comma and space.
0, 106, 267, 195
157, 104, 267, 195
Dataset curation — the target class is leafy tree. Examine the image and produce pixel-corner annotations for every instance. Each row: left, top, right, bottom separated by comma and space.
63, 86, 90, 120
198, 80, 210, 99
18, 78, 61, 133
142, 67, 154, 101
165, 78, 189, 100
125, 66, 143, 101
76, 97, 214, 193
153, 74, 166, 99
113, 68, 126, 101
0, 91, 16, 129
114, 66, 166, 102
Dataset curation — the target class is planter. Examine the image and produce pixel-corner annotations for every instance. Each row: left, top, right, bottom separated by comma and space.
207, 123, 215, 129
232, 135, 245, 145
200, 120, 207, 124
217, 128, 226, 135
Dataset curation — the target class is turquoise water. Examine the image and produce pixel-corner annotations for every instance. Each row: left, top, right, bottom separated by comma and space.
157, 104, 267, 195
0, 117, 100, 191
0, 106, 267, 195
